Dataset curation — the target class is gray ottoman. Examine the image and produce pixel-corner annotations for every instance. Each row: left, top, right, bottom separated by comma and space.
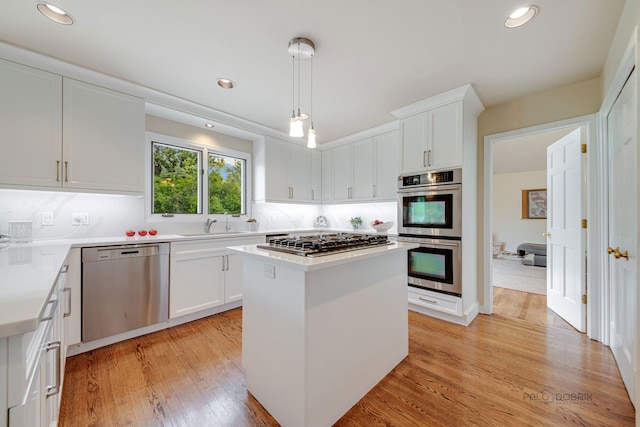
517, 243, 547, 267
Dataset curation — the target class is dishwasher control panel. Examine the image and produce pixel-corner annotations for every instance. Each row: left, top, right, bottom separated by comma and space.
96, 246, 160, 260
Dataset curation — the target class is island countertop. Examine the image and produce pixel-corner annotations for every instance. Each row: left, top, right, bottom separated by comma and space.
228, 241, 418, 272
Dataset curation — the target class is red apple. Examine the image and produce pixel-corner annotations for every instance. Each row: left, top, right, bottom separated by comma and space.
138, 230, 148, 236
148, 229, 158, 236
125, 230, 135, 237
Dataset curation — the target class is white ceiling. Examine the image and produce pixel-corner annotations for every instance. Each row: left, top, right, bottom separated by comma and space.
0, 0, 625, 144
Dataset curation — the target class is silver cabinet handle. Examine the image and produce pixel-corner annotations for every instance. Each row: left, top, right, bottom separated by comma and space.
41, 298, 58, 322
63, 287, 72, 317
56, 160, 61, 182
64, 161, 69, 182
373, 185, 377, 198
45, 341, 62, 397
311, 189, 315, 200
427, 150, 432, 167
418, 296, 437, 304
423, 151, 427, 167
221, 255, 226, 272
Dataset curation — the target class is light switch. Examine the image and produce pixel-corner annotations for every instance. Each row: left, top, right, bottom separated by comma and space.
42, 212, 54, 226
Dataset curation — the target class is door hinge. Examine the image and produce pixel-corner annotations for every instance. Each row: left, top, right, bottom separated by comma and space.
582, 294, 587, 304
582, 219, 587, 229
581, 143, 587, 154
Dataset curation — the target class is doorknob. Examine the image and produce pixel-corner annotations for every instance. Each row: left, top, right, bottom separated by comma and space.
542, 232, 551, 237
608, 247, 630, 260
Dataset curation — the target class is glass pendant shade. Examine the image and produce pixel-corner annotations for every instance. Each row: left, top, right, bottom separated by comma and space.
289, 116, 304, 137
307, 124, 316, 148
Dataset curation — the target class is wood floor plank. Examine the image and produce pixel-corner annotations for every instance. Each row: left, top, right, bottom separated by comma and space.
59, 292, 634, 426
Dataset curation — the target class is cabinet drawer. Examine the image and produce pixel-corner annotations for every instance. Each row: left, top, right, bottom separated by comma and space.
408, 289, 461, 316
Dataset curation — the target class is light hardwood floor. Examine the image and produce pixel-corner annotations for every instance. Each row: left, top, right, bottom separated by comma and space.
59, 288, 635, 426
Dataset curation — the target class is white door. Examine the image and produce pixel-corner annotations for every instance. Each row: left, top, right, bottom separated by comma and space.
607, 69, 637, 404
546, 128, 586, 332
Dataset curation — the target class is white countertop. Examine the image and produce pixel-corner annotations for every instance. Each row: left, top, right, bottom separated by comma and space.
0, 230, 402, 339
228, 241, 417, 272
0, 240, 71, 338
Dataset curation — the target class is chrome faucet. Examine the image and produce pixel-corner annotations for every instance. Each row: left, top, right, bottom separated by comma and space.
205, 217, 217, 233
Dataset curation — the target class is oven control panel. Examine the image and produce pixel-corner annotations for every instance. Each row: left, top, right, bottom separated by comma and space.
398, 168, 461, 188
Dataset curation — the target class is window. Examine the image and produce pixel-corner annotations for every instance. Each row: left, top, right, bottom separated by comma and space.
148, 133, 250, 217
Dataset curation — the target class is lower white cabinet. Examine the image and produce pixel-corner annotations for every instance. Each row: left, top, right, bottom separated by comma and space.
4, 258, 68, 427
169, 237, 262, 319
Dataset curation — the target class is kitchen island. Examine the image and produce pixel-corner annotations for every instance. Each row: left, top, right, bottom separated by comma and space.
228, 241, 417, 427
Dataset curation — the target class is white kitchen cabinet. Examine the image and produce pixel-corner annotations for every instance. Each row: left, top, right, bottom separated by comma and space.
62, 78, 145, 193
65, 248, 81, 348
310, 149, 322, 203
393, 84, 483, 175
321, 150, 333, 203
331, 145, 352, 202
0, 58, 145, 194
5, 259, 67, 427
0, 58, 62, 188
325, 130, 399, 203
170, 243, 226, 318
398, 101, 462, 173
169, 236, 262, 318
373, 131, 400, 200
254, 136, 313, 203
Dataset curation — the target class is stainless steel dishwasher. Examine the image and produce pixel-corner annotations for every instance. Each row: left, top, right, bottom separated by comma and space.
82, 243, 170, 342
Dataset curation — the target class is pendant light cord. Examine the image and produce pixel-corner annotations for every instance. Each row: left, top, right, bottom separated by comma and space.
297, 41, 301, 117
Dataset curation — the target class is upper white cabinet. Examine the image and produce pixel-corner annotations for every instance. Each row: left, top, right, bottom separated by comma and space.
324, 130, 399, 203
254, 136, 317, 203
310, 149, 322, 203
0, 59, 145, 193
62, 78, 145, 193
0, 59, 62, 188
392, 85, 483, 174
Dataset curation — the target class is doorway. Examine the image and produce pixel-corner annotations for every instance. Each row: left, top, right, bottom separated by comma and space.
482, 115, 600, 337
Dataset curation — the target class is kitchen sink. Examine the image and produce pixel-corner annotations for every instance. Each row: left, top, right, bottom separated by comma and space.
179, 231, 254, 238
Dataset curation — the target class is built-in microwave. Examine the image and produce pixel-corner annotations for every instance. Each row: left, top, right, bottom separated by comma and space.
397, 168, 462, 238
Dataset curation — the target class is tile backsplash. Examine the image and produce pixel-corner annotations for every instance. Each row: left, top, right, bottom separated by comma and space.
0, 189, 397, 239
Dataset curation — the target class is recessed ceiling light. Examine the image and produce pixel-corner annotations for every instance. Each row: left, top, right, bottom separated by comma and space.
37, 3, 74, 25
205, 123, 214, 128
217, 78, 235, 89
505, 5, 538, 28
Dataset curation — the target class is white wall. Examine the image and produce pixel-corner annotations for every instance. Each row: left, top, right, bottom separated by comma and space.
492, 170, 547, 252
322, 202, 397, 233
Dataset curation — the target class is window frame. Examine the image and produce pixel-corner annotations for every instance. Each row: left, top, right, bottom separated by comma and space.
145, 132, 252, 223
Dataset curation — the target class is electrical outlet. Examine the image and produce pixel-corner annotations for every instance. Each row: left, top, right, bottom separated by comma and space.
42, 212, 54, 226
264, 264, 275, 279
72, 212, 89, 226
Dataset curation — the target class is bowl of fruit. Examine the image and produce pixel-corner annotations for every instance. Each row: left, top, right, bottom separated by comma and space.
370, 220, 394, 233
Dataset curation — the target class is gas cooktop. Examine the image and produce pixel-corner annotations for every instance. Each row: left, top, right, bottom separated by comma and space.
257, 233, 391, 257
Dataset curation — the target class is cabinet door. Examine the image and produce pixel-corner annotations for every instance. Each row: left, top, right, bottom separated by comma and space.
310, 150, 322, 203
351, 138, 374, 200
332, 145, 352, 201
321, 150, 334, 202
170, 250, 225, 318
374, 130, 399, 200
263, 137, 291, 201
288, 143, 311, 201
62, 78, 144, 193
225, 252, 243, 303
428, 101, 463, 169
399, 113, 427, 174
0, 59, 62, 188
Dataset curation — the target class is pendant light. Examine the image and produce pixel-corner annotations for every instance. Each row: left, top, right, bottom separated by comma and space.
307, 54, 316, 148
287, 37, 316, 146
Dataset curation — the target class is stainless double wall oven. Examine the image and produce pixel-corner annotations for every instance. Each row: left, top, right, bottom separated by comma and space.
397, 168, 462, 296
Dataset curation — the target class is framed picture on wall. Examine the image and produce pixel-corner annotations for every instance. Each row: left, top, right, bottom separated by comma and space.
522, 188, 547, 219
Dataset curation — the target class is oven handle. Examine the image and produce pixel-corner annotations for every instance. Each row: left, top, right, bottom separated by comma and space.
397, 184, 461, 194
398, 238, 460, 247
